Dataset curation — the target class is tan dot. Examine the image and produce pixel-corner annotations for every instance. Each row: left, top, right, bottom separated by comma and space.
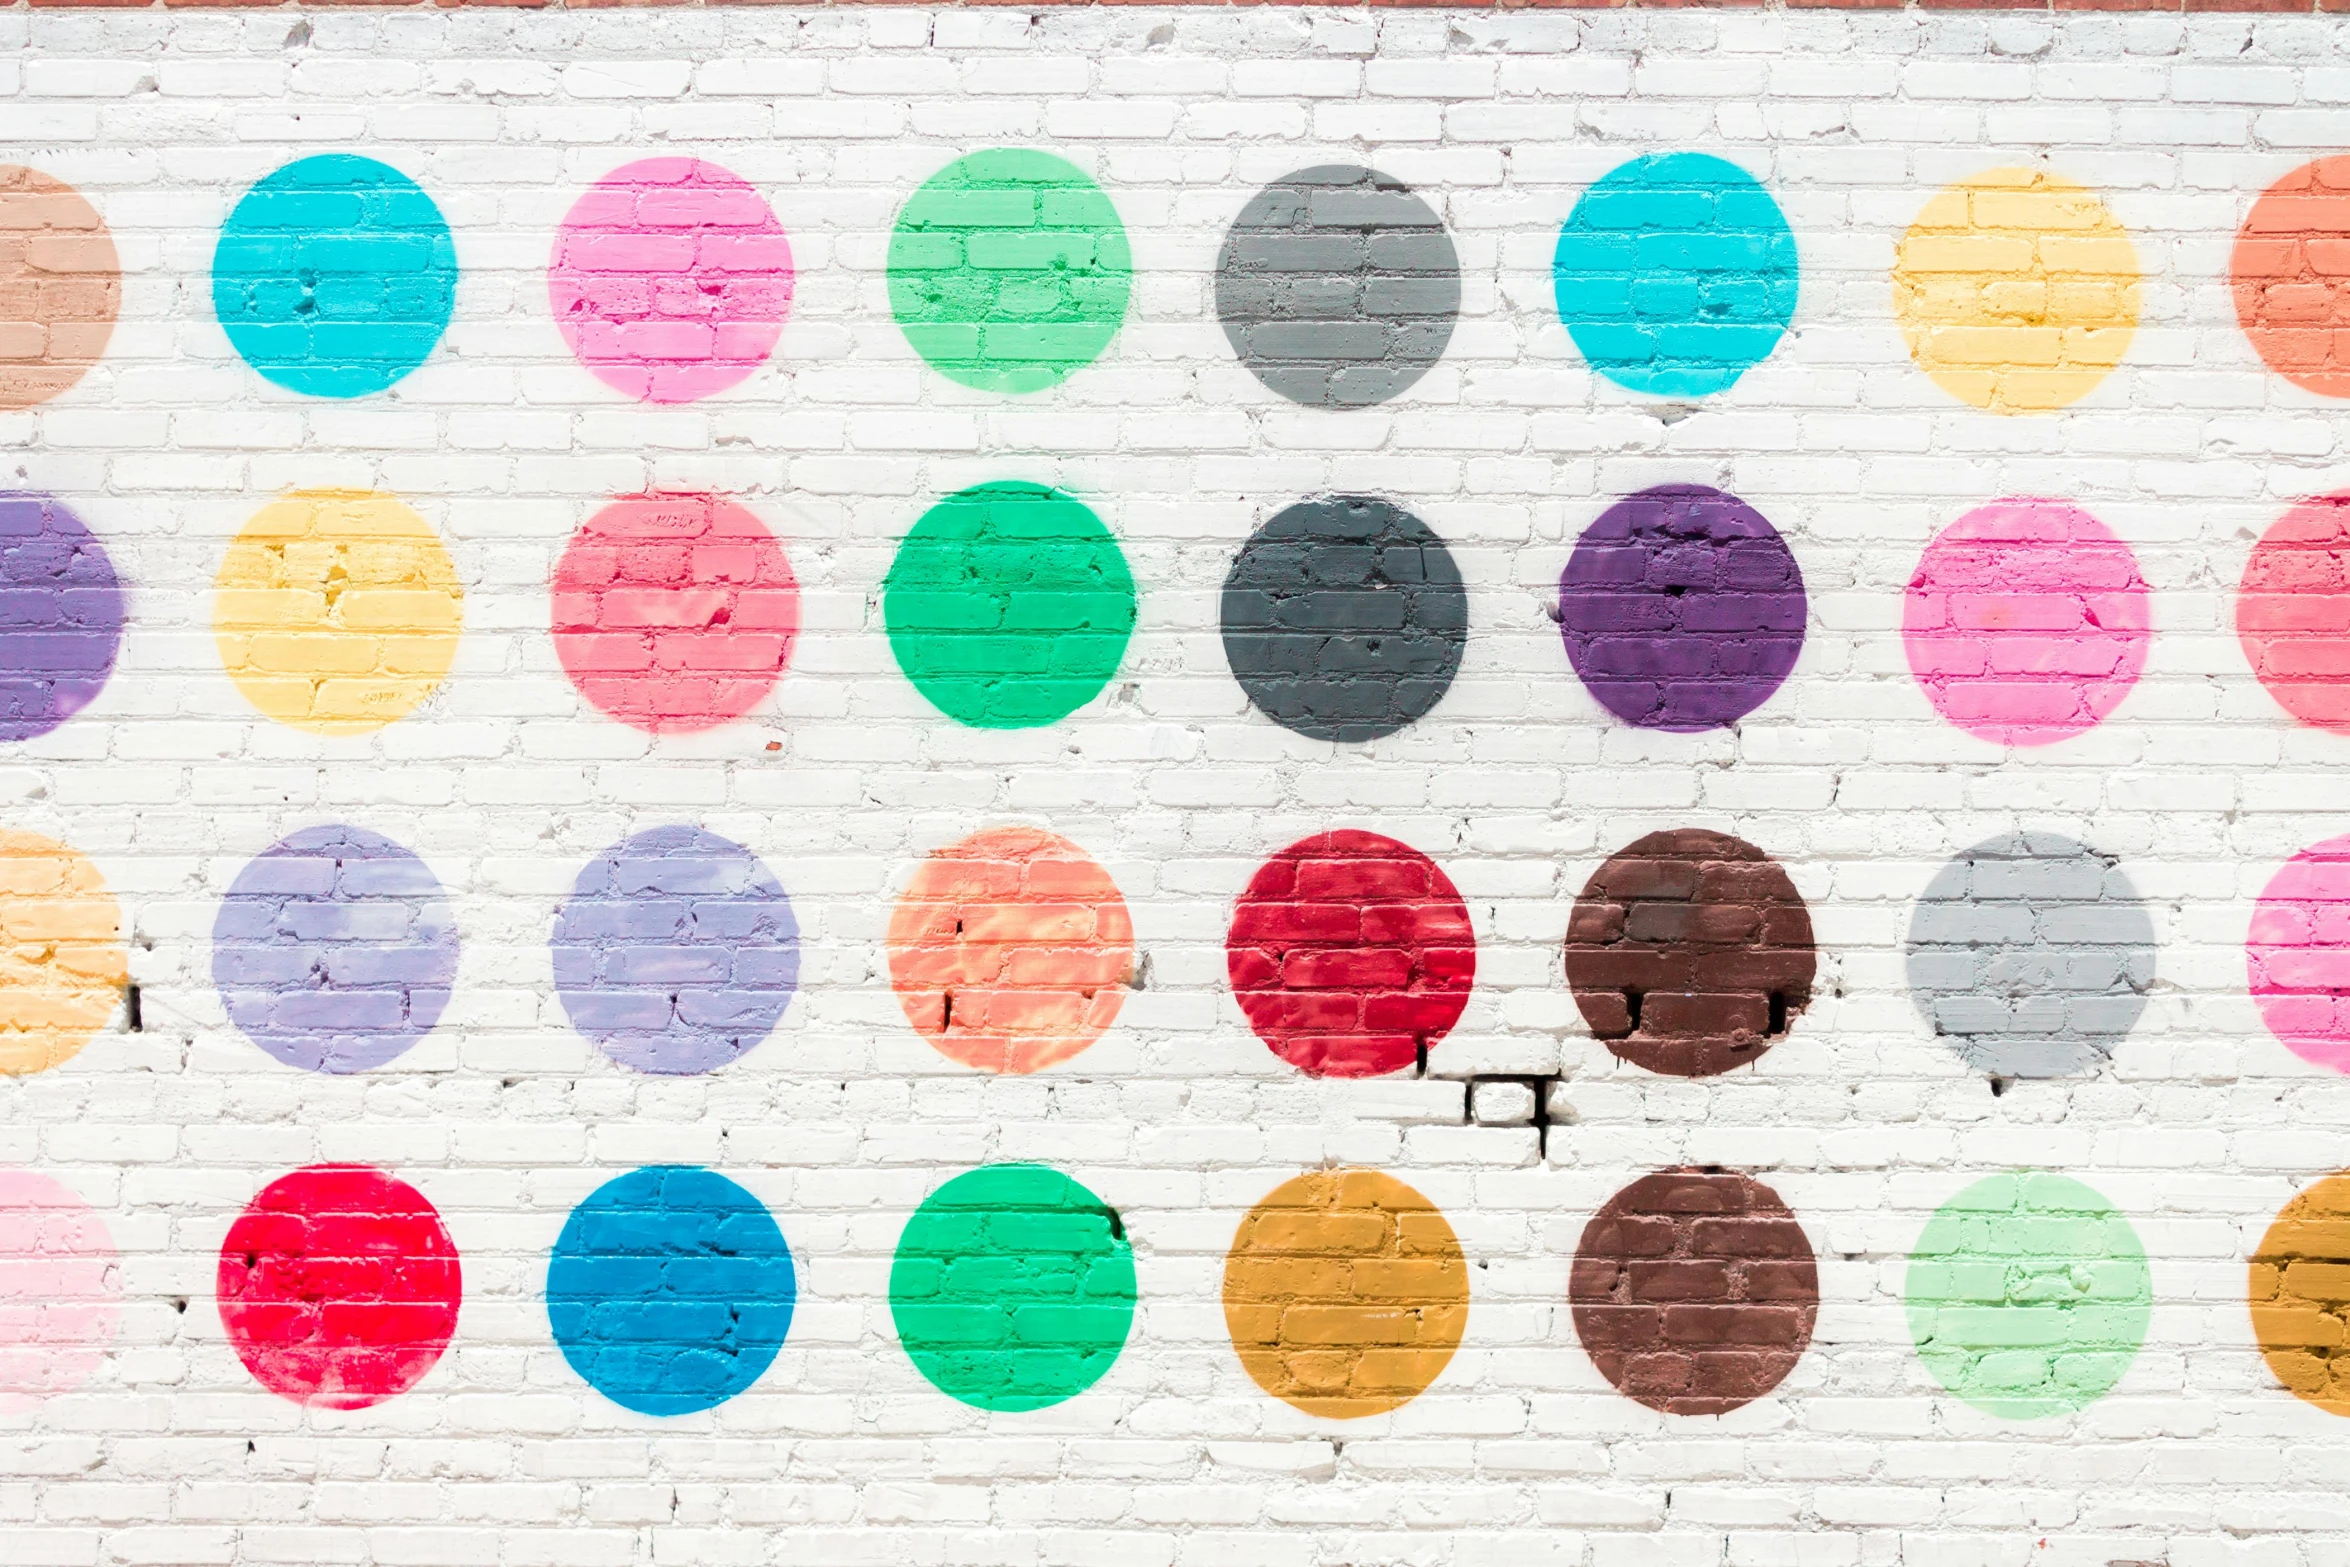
0, 168, 119, 411
0, 831, 126, 1076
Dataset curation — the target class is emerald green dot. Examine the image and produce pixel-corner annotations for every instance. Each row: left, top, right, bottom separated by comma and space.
887, 149, 1132, 393
1904, 1171, 2151, 1420
889, 1163, 1137, 1412
883, 481, 1136, 729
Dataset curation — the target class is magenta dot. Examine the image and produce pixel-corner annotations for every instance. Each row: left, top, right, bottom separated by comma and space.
549, 158, 793, 405
2250, 835, 2350, 1073
1902, 499, 2151, 746
0, 1168, 119, 1412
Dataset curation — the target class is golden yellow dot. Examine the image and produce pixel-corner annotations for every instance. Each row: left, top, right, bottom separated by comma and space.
213, 489, 463, 733
1892, 167, 2140, 414
0, 831, 126, 1076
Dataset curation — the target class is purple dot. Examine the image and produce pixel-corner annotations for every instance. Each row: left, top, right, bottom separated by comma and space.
213, 824, 458, 1074
553, 826, 799, 1076
1558, 484, 1807, 732
0, 493, 121, 742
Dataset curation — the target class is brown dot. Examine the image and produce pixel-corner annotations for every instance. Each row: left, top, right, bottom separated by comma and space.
1569, 1168, 1819, 1416
0, 167, 118, 411
1563, 828, 1815, 1077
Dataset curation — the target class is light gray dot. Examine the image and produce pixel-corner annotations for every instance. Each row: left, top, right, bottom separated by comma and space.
1905, 831, 2156, 1079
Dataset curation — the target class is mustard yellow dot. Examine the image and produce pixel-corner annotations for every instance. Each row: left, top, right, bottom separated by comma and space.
213, 490, 463, 733
1892, 167, 2140, 414
0, 831, 126, 1076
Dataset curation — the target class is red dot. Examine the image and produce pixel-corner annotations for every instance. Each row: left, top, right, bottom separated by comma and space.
216, 1164, 460, 1410
2239, 494, 2350, 734
1226, 829, 1476, 1078
551, 493, 799, 734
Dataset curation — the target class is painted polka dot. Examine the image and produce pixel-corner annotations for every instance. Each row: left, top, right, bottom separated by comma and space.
0, 1168, 119, 1412
2249, 1171, 2350, 1415
1904, 1172, 2150, 1419
2238, 493, 2350, 734
888, 149, 1129, 394
2247, 833, 2350, 1073
890, 1163, 1135, 1412
1222, 1168, 1467, 1419
1553, 152, 1798, 398
212, 489, 463, 734
550, 493, 798, 734
547, 1165, 793, 1417
212, 154, 455, 399
886, 827, 1133, 1075
212, 824, 457, 1075
216, 1164, 460, 1410
1226, 829, 1475, 1079
0, 166, 118, 410
1557, 484, 1807, 732
552, 826, 798, 1076
1569, 1168, 1818, 1415
2232, 157, 2350, 398
549, 158, 792, 405
0, 492, 120, 741
1892, 167, 2139, 414
882, 481, 1135, 730
1906, 831, 2155, 1080
1215, 164, 1460, 409
1563, 829, 1815, 1078
0, 830, 125, 1077
1903, 498, 2151, 746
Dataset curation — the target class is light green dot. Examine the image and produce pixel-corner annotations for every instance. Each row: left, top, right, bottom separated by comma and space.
883, 481, 1136, 729
1904, 1171, 2151, 1419
887, 149, 1131, 394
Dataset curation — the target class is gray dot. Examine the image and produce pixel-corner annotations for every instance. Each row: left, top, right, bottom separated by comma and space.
1221, 496, 1467, 742
1215, 165, 1461, 409
1904, 831, 2156, 1079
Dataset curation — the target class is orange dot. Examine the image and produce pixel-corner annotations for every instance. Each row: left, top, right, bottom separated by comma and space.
886, 827, 1133, 1075
2250, 1171, 2350, 1416
0, 167, 119, 411
1221, 1168, 1468, 1419
2235, 157, 2350, 398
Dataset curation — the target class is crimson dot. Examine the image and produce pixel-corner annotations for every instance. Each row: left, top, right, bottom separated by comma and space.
1226, 829, 1476, 1078
215, 1164, 460, 1410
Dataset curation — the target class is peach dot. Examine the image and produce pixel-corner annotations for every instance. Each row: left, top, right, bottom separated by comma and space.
2240, 494, 2350, 733
2250, 835, 2350, 1072
2234, 156, 2350, 398
0, 1168, 120, 1412
887, 827, 1134, 1075
1902, 498, 2151, 746
0, 167, 119, 411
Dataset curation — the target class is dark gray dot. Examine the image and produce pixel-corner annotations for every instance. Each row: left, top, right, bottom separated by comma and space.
1904, 831, 2156, 1080
1215, 165, 1461, 409
1221, 496, 1468, 743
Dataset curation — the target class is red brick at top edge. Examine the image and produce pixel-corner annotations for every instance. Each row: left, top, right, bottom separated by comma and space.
14, 0, 2322, 11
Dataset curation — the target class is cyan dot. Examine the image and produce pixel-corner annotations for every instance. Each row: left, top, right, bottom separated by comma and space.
212, 154, 456, 398
1553, 152, 1798, 399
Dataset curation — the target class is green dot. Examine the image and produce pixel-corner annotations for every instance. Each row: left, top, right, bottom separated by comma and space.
890, 1163, 1137, 1412
887, 149, 1132, 393
883, 481, 1136, 729
1904, 1171, 2151, 1419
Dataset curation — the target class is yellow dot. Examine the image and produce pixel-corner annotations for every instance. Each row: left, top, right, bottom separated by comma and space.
213, 489, 463, 733
1892, 167, 2140, 414
0, 831, 126, 1076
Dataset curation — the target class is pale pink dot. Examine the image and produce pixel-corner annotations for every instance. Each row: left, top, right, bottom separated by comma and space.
0, 1168, 120, 1413
2251, 835, 2350, 1072
1902, 497, 2152, 746
549, 157, 793, 405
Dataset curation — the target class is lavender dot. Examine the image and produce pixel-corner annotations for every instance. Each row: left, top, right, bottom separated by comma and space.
553, 826, 799, 1076
213, 824, 459, 1074
0, 493, 121, 742
1558, 483, 1807, 732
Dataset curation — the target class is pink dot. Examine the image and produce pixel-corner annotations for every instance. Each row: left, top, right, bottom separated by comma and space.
0, 1168, 120, 1412
549, 158, 793, 405
2251, 835, 2350, 1072
1902, 498, 2152, 746
551, 493, 800, 734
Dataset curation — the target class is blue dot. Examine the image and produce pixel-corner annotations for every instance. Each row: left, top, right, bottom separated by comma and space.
547, 1165, 797, 1417
1553, 152, 1798, 399
212, 154, 456, 398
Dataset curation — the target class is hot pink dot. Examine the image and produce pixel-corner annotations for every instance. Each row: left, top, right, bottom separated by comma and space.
549, 158, 793, 405
1902, 498, 2152, 746
2251, 835, 2350, 1072
0, 1168, 120, 1412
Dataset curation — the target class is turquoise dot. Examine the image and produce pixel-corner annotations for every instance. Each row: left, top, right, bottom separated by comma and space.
212, 154, 456, 398
1553, 152, 1797, 399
